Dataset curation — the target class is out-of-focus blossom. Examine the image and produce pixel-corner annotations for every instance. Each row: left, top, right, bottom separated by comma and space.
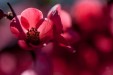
71, 0, 104, 32
110, 4, 113, 19
52, 57, 73, 75
78, 46, 99, 68
93, 35, 113, 53
16, 50, 33, 73
79, 70, 93, 75
0, 52, 17, 74
52, 58, 67, 75
99, 62, 113, 75
109, 4, 113, 36
110, 22, 113, 36
21, 69, 37, 75
34, 52, 52, 75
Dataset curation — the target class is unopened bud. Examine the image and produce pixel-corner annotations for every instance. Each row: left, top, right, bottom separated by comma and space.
6, 12, 14, 20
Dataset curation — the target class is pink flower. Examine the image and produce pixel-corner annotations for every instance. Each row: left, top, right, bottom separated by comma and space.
10, 4, 71, 51
47, 4, 75, 53
10, 8, 53, 50
47, 4, 63, 35
48, 4, 71, 45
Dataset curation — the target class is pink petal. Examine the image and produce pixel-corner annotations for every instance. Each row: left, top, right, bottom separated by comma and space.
47, 4, 63, 34
38, 18, 53, 42
21, 8, 43, 29
10, 26, 20, 38
57, 35, 75, 53
60, 10, 72, 31
21, 16, 30, 30
18, 40, 42, 50
49, 10, 63, 35
47, 4, 61, 18
57, 35, 69, 46
10, 16, 26, 39
18, 40, 34, 50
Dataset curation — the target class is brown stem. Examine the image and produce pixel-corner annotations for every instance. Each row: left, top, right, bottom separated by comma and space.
7, 2, 16, 17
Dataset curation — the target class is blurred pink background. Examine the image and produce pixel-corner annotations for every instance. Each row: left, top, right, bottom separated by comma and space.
0, 0, 113, 75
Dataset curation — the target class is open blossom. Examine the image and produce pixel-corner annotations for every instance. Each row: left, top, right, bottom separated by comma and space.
47, 4, 73, 48
48, 4, 72, 32
10, 8, 53, 50
10, 4, 70, 50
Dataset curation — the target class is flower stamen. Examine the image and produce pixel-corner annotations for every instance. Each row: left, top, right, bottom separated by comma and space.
26, 27, 40, 45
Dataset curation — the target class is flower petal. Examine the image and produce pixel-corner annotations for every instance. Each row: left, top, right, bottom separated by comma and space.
21, 16, 30, 30
47, 4, 63, 34
38, 18, 53, 43
57, 35, 75, 53
18, 40, 34, 50
10, 16, 26, 39
60, 10, 72, 31
49, 10, 63, 35
21, 8, 43, 29
47, 4, 61, 18
10, 26, 20, 38
57, 35, 69, 46
18, 40, 42, 50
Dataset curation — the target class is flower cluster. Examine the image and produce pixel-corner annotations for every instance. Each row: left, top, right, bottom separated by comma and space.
10, 4, 71, 50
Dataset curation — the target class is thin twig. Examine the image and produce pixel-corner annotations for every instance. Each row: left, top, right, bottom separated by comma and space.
7, 2, 16, 17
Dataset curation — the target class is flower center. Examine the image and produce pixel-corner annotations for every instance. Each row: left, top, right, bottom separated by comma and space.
26, 27, 40, 45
